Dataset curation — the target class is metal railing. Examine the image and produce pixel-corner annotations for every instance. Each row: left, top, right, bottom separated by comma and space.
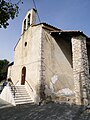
9, 80, 34, 98
25, 80, 33, 92
0, 79, 34, 99
8, 81, 17, 98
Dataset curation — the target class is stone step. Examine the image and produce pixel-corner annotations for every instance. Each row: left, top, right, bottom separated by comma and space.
15, 87, 26, 89
15, 85, 25, 87
15, 100, 33, 105
14, 98, 33, 105
15, 91, 28, 94
15, 89, 27, 92
15, 90, 26, 92
15, 86, 25, 88
15, 99, 32, 103
15, 92, 27, 94
12, 94, 29, 98
14, 96, 31, 100
15, 94, 29, 97
15, 95, 29, 98
11, 88, 27, 93
15, 88, 26, 90
14, 89, 28, 92
12, 85, 33, 105
14, 98, 32, 102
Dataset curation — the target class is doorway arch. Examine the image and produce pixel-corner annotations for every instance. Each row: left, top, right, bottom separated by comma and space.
21, 67, 26, 85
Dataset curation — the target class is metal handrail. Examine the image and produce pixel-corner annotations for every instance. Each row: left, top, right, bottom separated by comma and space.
25, 80, 33, 92
15, 80, 19, 85
10, 80, 19, 97
8, 82, 16, 97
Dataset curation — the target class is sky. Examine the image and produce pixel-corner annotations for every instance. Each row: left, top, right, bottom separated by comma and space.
0, 0, 90, 62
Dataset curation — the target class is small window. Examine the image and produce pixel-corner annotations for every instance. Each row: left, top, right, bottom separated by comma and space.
24, 42, 27, 47
28, 14, 30, 28
24, 19, 26, 32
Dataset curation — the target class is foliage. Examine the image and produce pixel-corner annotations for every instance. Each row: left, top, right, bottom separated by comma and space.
0, 0, 22, 28
0, 59, 9, 82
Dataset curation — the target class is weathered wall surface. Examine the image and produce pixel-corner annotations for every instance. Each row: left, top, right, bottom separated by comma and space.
9, 25, 42, 102
41, 29, 74, 101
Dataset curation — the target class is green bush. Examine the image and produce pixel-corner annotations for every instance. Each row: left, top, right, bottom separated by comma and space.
0, 59, 9, 82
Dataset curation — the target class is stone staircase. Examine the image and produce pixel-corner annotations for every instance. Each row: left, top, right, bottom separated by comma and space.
11, 85, 33, 105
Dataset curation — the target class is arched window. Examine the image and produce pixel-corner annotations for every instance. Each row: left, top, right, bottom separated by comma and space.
24, 19, 26, 31
28, 14, 30, 28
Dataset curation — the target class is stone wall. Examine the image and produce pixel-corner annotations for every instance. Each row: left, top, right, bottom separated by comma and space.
87, 44, 90, 73
72, 36, 89, 105
39, 28, 46, 100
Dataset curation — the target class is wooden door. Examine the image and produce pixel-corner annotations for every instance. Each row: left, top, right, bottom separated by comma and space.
21, 67, 26, 85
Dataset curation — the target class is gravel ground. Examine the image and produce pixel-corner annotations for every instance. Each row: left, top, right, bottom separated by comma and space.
0, 100, 90, 120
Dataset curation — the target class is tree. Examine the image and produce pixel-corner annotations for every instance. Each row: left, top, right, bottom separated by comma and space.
0, 0, 23, 28
0, 59, 9, 82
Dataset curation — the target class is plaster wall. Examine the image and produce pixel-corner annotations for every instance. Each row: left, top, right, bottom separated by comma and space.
55, 37, 72, 66
42, 29, 74, 100
9, 25, 42, 102
0, 85, 15, 106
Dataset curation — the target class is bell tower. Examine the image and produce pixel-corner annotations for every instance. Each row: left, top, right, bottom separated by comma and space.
22, 8, 37, 34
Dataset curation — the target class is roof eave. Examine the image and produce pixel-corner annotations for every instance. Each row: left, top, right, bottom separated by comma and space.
51, 30, 89, 38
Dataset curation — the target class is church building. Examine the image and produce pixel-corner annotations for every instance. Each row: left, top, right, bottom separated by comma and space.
1, 8, 90, 106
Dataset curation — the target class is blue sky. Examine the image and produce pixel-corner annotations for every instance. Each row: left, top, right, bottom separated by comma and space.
0, 0, 90, 62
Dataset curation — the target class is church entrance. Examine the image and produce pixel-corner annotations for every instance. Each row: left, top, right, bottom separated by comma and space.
21, 67, 26, 85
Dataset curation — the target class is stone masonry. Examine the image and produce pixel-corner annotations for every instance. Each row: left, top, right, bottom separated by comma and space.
72, 35, 89, 105
39, 28, 46, 101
